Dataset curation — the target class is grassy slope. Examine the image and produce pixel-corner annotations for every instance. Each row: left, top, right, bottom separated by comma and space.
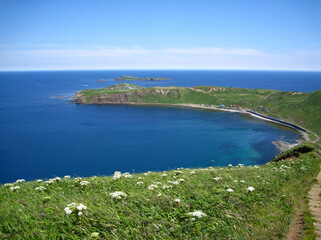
1, 147, 320, 239
81, 86, 321, 143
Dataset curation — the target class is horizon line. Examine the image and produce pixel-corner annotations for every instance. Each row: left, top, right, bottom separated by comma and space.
1, 68, 321, 72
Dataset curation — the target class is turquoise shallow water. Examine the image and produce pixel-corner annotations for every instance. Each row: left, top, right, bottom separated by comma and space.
1, 70, 318, 183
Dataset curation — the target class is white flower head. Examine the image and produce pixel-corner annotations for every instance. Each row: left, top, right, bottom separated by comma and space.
74, 177, 82, 182
188, 210, 207, 218
247, 186, 255, 192
77, 203, 87, 210
36, 179, 43, 182
227, 188, 234, 193
64, 175, 71, 179
35, 186, 46, 191
157, 193, 162, 197
161, 174, 168, 177
109, 191, 127, 199
79, 181, 90, 186
240, 180, 245, 183
178, 179, 184, 182
15, 179, 25, 184
122, 172, 132, 178
64, 207, 72, 215
137, 181, 144, 185
113, 171, 122, 180
190, 171, 196, 174
10, 186, 20, 191
213, 177, 222, 181
174, 198, 181, 203
78, 211, 83, 216
147, 184, 158, 190
228, 164, 233, 168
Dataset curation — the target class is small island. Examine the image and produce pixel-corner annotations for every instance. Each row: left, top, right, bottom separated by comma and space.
114, 75, 172, 81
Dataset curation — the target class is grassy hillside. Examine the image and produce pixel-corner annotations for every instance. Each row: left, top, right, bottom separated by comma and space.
1, 145, 320, 239
80, 86, 321, 142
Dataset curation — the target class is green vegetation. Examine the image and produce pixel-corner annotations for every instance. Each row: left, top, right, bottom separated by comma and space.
1, 147, 320, 239
114, 75, 172, 81
78, 86, 321, 143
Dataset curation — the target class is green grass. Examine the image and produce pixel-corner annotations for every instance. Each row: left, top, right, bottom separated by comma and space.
1, 147, 320, 239
77, 86, 321, 143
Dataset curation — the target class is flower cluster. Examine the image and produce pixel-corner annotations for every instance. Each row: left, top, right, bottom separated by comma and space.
35, 186, 46, 191
213, 177, 222, 181
246, 186, 255, 192
79, 181, 90, 186
188, 210, 207, 218
15, 179, 25, 184
109, 191, 128, 199
10, 186, 20, 191
113, 171, 132, 180
64, 203, 87, 216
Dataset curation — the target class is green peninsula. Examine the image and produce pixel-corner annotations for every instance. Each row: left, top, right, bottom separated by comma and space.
75, 85, 321, 143
114, 75, 172, 81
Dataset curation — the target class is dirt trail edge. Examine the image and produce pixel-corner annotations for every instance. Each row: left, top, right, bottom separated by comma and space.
308, 164, 321, 239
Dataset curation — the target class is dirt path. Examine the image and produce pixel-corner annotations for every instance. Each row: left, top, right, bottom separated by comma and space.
308, 164, 321, 239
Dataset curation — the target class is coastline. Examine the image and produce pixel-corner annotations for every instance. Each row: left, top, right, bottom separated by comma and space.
93, 102, 309, 151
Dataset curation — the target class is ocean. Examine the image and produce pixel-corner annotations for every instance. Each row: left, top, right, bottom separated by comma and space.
0, 70, 320, 183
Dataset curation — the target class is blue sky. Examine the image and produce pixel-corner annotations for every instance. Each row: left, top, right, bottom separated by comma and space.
0, 0, 320, 70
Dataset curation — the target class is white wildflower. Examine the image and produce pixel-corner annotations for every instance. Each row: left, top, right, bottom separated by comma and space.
77, 203, 87, 210
10, 186, 20, 191
155, 182, 163, 185
45, 180, 54, 184
157, 193, 162, 197
188, 210, 207, 218
247, 186, 255, 192
178, 179, 184, 182
238, 164, 244, 168
137, 182, 144, 185
36, 179, 43, 182
190, 171, 196, 174
228, 164, 233, 168
240, 180, 245, 183
64, 202, 87, 215
234, 180, 238, 183
162, 184, 171, 189
109, 191, 127, 199
113, 171, 122, 180
122, 172, 132, 178
147, 184, 158, 190
161, 174, 168, 177
74, 177, 82, 182
172, 181, 180, 185
174, 198, 181, 203
213, 177, 222, 181
35, 186, 46, 191
254, 165, 259, 168
79, 181, 90, 186
138, 177, 144, 180
64, 175, 70, 179
227, 188, 234, 193
64, 207, 72, 215
15, 179, 25, 184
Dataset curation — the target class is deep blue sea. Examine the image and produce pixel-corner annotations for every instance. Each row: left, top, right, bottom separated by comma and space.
0, 70, 320, 183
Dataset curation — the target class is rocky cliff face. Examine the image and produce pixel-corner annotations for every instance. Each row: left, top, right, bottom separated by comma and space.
75, 90, 151, 104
